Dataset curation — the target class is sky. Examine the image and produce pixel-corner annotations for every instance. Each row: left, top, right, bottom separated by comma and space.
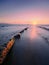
0, 0, 49, 24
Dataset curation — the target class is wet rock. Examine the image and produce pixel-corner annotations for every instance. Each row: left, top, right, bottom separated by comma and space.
9, 39, 11, 41
20, 30, 24, 33
14, 33, 21, 39
24, 27, 28, 30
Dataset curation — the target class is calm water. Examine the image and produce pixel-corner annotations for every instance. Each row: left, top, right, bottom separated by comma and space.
0, 25, 49, 65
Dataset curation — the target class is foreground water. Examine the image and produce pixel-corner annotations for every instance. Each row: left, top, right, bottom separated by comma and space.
0, 25, 49, 65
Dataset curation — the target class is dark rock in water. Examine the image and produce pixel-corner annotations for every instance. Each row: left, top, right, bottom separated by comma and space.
38, 26, 49, 31
24, 27, 28, 30
20, 27, 28, 34
20, 30, 24, 33
14, 33, 21, 39
9, 39, 11, 41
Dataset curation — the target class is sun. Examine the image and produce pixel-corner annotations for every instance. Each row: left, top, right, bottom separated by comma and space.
31, 18, 38, 25
33, 21, 37, 25
32, 21, 37, 25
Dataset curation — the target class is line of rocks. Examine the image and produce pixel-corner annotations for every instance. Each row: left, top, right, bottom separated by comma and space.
0, 27, 28, 64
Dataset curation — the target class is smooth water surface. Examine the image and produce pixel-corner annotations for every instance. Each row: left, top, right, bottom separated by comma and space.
0, 25, 49, 65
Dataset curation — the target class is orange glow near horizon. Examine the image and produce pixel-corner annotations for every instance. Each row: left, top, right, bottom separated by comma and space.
31, 18, 38, 25
0, 14, 49, 24
32, 21, 37, 25
0, 17, 49, 24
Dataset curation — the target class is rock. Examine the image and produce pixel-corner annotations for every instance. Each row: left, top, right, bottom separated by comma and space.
14, 33, 21, 39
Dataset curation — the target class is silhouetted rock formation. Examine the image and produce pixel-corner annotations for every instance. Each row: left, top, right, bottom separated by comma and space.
14, 33, 21, 39
24, 27, 28, 30
20, 30, 24, 33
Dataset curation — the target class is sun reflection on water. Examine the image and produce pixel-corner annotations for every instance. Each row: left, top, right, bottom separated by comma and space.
30, 26, 37, 40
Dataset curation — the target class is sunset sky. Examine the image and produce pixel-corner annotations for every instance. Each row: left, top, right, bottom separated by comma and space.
0, 0, 49, 24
